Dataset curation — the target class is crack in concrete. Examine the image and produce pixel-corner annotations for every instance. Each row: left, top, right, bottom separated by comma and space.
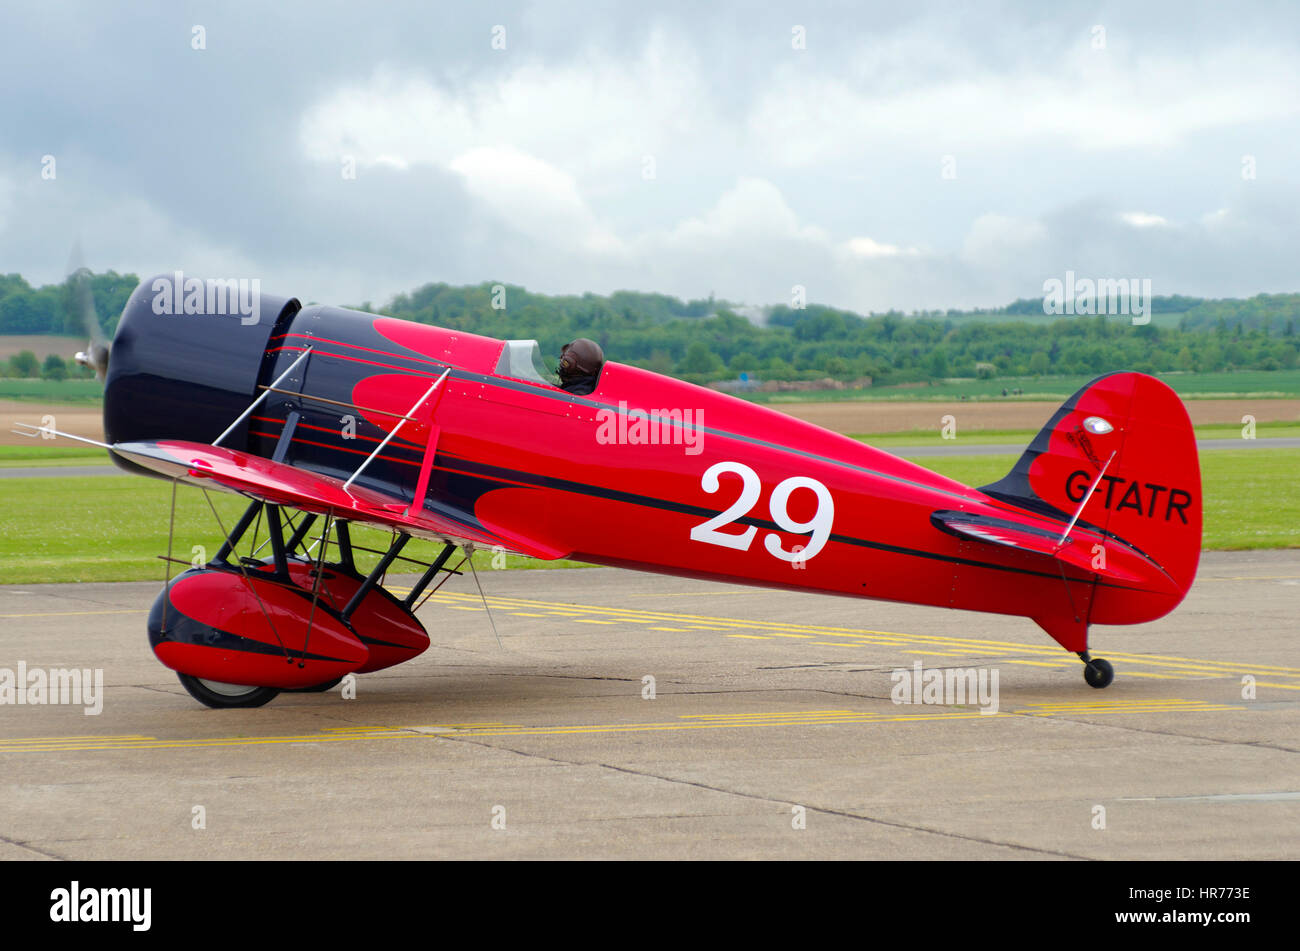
0, 831, 66, 861
435, 732, 1094, 860
1003, 711, 1300, 754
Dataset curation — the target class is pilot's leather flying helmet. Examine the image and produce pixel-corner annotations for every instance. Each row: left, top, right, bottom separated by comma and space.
558, 338, 604, 381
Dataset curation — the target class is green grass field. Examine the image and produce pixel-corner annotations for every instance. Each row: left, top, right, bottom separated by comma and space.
914, 450, 1300, 550
5, 421, 1294, 467
0, 447, 102, 459
752, 368, 1300, 403
5, 367, 1300, 407
0, 446, 114, 467
0, 379, 104, 403
0, 447, 1294, 584
0, 476, 590, 585
856, 422, 1300, 448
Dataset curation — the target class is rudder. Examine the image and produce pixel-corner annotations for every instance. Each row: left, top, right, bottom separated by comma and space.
980, 371, 1202, 625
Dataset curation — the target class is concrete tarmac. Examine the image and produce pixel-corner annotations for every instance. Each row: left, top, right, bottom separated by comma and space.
0, 551, 1296, 860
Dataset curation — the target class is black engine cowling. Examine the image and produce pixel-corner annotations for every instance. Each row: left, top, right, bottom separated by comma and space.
103, 273, 300, 475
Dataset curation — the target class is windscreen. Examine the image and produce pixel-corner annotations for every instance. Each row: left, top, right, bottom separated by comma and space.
495, 339, 557, 386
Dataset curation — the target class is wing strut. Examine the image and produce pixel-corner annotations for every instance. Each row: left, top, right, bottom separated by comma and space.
341, 532, 411, 622
213, 346, 313, 447
1055, 451, 1117, 548
467, 548, 503, 651
403, 543, 458, 609
343, 368, 450, 491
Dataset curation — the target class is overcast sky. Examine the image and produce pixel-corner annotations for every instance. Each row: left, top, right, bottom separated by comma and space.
2, 1, 1298, 314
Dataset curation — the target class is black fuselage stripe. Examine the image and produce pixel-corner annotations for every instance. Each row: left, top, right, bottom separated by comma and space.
431, 451, 1143, 592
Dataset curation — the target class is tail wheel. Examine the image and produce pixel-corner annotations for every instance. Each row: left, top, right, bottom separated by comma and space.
177, 673, 280, 709
1083, 658, 1115, 689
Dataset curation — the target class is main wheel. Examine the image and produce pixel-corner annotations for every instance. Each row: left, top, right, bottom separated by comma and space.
1083, 658, 1114, 689
177, 673, 281, 709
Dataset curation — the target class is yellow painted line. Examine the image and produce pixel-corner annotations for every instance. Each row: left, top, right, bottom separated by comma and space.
684, 709, 856, 717
448, 606, 481, 612
0, 734, 152, 741
1026, 698, 1210, 705
1027, 705, 1217, 712
726, 634, 770, 640
0, 609, 144, 618
1024, 702, 1230, 712
507, 613, 546, 617
407, 724, 526, 733
649, 627, 689, 632
902, 650, 972, 657
319, 727, 405, 737
684, 711, 860, 720
321, 722, 519, 732
431, 593, 1065, 649
622, 591, 756, 597
1027, 701, 1237, 709
0, 697, 1258, 755
412, 591, 1300, 681
573, 619, 616, 625
1024, 706, 1237, 711
1005, 660, 1069, 668
1100, 659, 1295, 679
1253, 682, 1300, 690
811, 642, 857, 647
1096, 652, 1300, 676
0, 734, 428, 754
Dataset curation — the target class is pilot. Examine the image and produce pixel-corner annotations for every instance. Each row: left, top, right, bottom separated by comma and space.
557, 338, 604, 395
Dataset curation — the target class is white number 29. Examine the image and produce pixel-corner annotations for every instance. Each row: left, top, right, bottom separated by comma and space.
689, 462, 835, 562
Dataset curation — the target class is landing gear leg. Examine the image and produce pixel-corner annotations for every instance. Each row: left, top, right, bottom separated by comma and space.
1077, 651, 1114, 689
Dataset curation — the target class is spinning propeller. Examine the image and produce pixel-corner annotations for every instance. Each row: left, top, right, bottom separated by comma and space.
68, 243, 110, 381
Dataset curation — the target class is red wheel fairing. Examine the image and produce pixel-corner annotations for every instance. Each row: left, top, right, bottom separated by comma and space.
269, 560, 431, 673
148, 568, 369, 688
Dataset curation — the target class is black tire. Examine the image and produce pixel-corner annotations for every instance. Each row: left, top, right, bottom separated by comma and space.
1084, 658, 1115, 689
286, 677, 343, 693
177, 673, 280, 709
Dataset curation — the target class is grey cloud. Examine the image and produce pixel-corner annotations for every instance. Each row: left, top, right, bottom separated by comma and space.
0, 1, 1297, 313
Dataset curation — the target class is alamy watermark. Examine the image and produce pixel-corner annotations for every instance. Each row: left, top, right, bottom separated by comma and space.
1042, 271, 1152, 325
890, 661, 999, 715
151, 270, 261, 325
595, 402, 704, 455
0, 663, 103, 715
50, 882, 150, 931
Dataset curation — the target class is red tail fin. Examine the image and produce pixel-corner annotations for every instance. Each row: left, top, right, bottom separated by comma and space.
981, 372, 1202, 625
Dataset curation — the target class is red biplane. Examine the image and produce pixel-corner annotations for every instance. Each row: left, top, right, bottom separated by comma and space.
23, 274, 1201, 707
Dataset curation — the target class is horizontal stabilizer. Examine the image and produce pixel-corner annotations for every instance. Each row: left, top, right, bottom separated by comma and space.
930, 509, 1178, 593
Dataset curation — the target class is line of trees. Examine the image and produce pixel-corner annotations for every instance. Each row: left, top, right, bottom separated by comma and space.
378, 283, 1300, 384
0, 272, 138, 337
1, 350, 83, 380
1, 272, 1297, 386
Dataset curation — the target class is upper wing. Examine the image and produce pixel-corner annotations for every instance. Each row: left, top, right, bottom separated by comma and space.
112, 439, 568, 561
